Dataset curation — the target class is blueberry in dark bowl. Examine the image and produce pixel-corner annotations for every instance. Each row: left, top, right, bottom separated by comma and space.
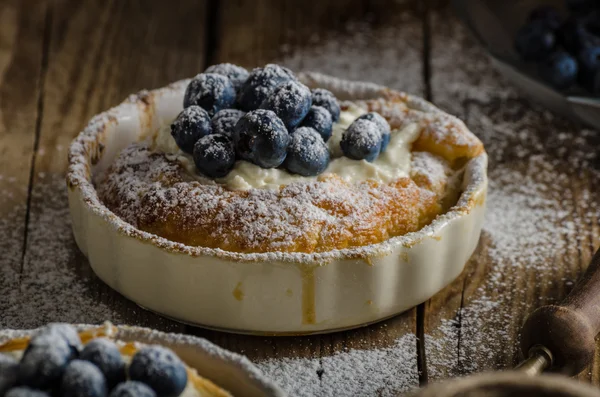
0, 354, 19, 395
60, 360, 107, 397
285, 127, 330, 176
260, 80, 312, 130
340, 119, 382, 162
80, 338, 126, 389
129, 345, 188, 397
557, 17, 595, 54
193, 133, 236, 178
528, 6, 562, 31
357, 112, 391, 152
211, 109, 245, 138
183, 73, 236, 116
515, 20, 556, 61
299, 105, 333, 142
5, 387, 50, 397
170, 106, 212, 154
577, 45, 600, 89
204, 63, 249, 92
19, 334, 72, 389
234, 109, 290, 168
538, 51, 579, 89
109, 381, 157, 397
311, 88, 341, 122
237, 64, 296, 111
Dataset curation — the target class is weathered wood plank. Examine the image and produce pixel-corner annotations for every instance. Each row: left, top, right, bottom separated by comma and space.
14, 0, 209, 331
423, 3, 600, 384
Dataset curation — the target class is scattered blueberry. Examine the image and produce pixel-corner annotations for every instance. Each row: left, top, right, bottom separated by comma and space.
284, 127, 330, 176
183, 73, 236, 116
539, 51, 579, 89
60, 360, 107, 397
528, 6, 562, 31
205, 63, 249, 92
234, 109, 290, 168
260, 80, 312, 129
193, 134, 236, 178
0, 354, 19, 395
237, 64, 296, 111
515, 20, 556, 61
129, 346, 188, 397
558, 17, 595, 54
340, 119, 382, 162
80, 338, 126, 389
357, 112, 391, 152
577, 45, 600, 88
19, 334, 72, 389
170, 106, 212, 154
109, 381, 157, 397
5, 387, 50, 397
299, 106, 333, 142
211, 109, 245, 138
311, 88, 341, 122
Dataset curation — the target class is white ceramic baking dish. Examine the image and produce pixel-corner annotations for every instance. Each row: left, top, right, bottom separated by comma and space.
67, 72, 487, 335
0, 323, 284, 396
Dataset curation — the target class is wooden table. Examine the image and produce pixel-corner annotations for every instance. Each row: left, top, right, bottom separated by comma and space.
1, 0, 599, 395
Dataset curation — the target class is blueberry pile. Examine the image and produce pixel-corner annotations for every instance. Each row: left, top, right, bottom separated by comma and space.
515, 0, 600, 94
171, 63, 392, 179
0, 324, 188, 397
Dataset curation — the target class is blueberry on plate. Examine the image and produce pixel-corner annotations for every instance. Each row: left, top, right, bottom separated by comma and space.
19, 335, 72, 389
80, 338, 126, 389
237, 64, 296, 111
577, 45, 600, 89
538, 51, 579, 90
527, 6, 562, 31
0, 354, 19, 395
285, 127, 330, 176
183, 73, 236, 116
299, 105, 333, 142
515, 20, 556, 61
170, 106, 212, 154
109, 381, 156, 397
260, 80, 312, 129
193, 133, 236, 178
311, 88, 341, 122
60, 360, 107, 397
5, 387, 50, 397
211, 108, 245, 138
129, 345, 188, 397
357, 112, 391, 152
340, 119, 382, 162
234, 109, 290, 168
205, 63, 249, 92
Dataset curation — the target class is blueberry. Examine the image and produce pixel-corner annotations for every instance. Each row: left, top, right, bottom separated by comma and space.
233, 109, 290, 168
183, 73, 236, 116
36, 323, 82, 357
260, 80, 312, 129
284, 127, 330, 176
109, 381, 156, 397
0, 354, 19, 395
311, 88, 340, 122
299, 106, 333, 142
5, 387, 50, 397
193, 134, 236, 178
80, 338, 126, 389
557, 17, 597, 54
129, 346, 187, 397
211, 109, 245, 138
19, 334, 72, 389
357, 112, 391, 152
60, 360, 107, 397
170, 106, 212, 154
340, 119, 382, 162
237, 64, 296, 111
515, 21, 556, 61
538, 51, 579, 89
527, 6, 562, 31
577, 45, 600, 89
205, 63, 249, 92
